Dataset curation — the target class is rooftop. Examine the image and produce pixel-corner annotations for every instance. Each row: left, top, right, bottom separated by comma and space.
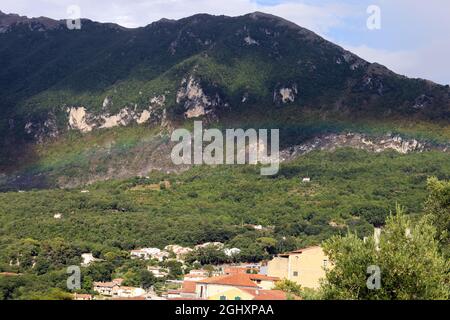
241, 289, 288, 300
180, 281, 197, 294
278, 246, 322, 257
197, 274, 258, 288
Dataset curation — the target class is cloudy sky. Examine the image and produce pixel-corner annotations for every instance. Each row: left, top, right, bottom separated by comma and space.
1, 0, 449, 84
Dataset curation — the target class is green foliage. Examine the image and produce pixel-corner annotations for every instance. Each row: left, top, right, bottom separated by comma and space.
274, 279, 302, 300
425, 177, 450, 255
185, 246, 229, 265
321, 206, 450, 300
0, 150, 450, 299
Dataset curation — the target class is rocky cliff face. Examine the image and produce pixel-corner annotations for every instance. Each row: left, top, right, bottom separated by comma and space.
0, 11, 449, 188
280, 133, 449, 162
1, 11, 449, 142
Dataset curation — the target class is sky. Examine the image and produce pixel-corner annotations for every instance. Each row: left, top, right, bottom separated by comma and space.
1, 0, 449, 84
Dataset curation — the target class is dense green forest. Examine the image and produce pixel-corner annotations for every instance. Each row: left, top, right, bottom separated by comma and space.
1, 148, 449, 299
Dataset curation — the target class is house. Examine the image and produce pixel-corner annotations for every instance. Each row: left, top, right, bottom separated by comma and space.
167, 281, 198, 300
152, 250, 170, 261
114, 286, 146, 298
112, 278, 124, 286
93, 278, 145, 298
147, 266, 169, 278
53, 213, 62, 219
302, 177, 311, 183
195, 273, 280, 299
130, 249, 150, 260
209, 287, 287, 301
223, 266, 259, 275
267, 246, 329, 289
179, 281, 197, 299
93, 278, 125, 297
183, 269, 209, 281
188, 269, 210, 277
246, 274, 279, 290
93, 281, 118, 296
241, 289, 288, 300
130, 248, 169, 261
73, 293, 93, 300
145, 291, 167, 300
165, 245, 193, 260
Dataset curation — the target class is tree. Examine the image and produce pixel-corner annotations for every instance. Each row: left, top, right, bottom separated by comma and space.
425, 177, 450, 254
139, 270, 157, 289
274, 279, 302, 300
257, 237, 278, 255
162, 260, 184, 279
185, 247, 228, 265
321, 206, 449, 300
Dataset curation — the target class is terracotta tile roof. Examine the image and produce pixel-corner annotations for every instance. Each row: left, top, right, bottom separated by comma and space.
197, 274, 258, 287
180, 281, 197, 294
93, 281, 117, 288
119, 286, 137, 291
248, 274, 280, 281
241, 289, 287, 300
224, 267, 248, 274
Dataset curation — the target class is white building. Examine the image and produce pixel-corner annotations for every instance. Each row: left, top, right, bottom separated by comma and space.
115, 286, 146, 298
147, 266, 169, 278
130, 248, 169, 261
165, 245, 193, 261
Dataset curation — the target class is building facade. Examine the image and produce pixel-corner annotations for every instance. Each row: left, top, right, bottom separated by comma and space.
267, 246, 329, 289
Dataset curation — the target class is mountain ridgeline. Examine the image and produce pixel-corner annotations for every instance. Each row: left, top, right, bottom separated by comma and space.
0, 10, 449, 189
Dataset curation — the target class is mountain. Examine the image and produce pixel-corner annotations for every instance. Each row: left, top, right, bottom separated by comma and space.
0, 11, 449, 189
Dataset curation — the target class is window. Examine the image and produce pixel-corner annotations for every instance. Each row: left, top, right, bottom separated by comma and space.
220, 296, 227, 300
293, 271, 299, 277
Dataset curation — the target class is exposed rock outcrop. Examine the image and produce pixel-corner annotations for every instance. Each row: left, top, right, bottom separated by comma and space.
68, 107, 95, 132
24, 112, 59, 142
66, 94, 168, 133
274, 84, 298, 105
280, 133, 448, 161
176, 76, 224, 119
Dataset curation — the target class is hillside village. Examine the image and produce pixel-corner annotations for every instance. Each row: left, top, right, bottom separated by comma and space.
73, 243, 328, 300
